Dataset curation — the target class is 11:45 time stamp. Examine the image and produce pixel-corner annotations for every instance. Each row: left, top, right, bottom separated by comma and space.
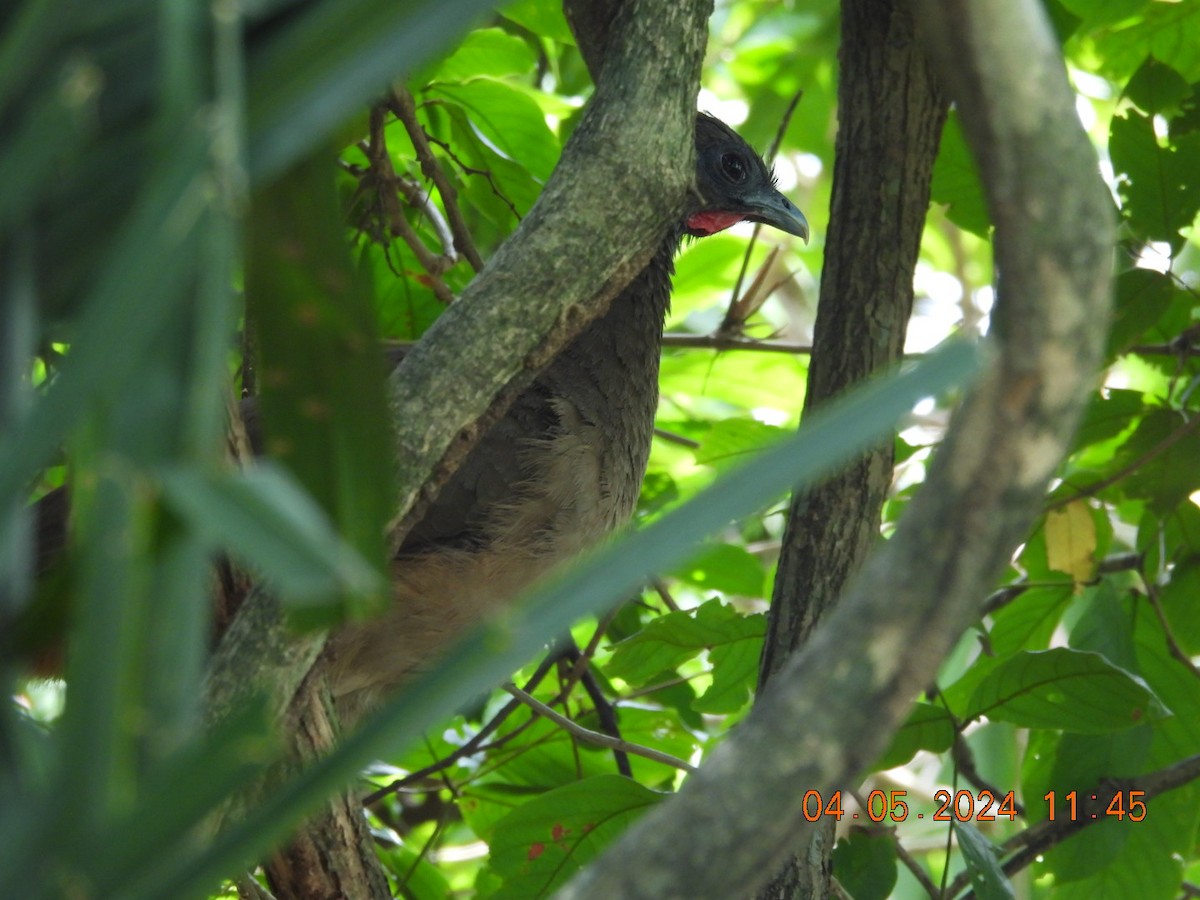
799, 790, 1148, 822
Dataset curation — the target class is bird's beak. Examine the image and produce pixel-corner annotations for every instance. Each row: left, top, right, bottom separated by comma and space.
741, 186, 810, 244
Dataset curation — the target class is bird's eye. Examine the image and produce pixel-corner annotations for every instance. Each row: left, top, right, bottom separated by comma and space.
720, 152, 748, 183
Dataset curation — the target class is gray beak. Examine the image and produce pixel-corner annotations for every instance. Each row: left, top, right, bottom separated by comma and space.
741, 185, 810, 243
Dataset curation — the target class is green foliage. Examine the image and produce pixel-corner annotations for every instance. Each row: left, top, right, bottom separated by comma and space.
486, 775, 662, 898
4, 0, 1200, 898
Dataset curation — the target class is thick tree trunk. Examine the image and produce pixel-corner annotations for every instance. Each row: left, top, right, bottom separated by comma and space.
262, 673, 393, 900
559, 0, 1112, 894
253, 1, 714, 895
756, 2, 947, 895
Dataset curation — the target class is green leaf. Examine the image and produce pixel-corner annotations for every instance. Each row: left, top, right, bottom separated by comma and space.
955, 822, 1015, 900
245, 0, 499, 180
988, 586, 1072, 657
500, 0, 576, 45
377, 842, 453, 900
1109, 110, 1200, 252
693, 417, 787, 471
1159, 559, 1200, 654
159, 464, 382, 603
429, 79, 559, 181
965, 648, 1171, 733
433, 28, 537, 82
931, 113, 991, 237
1123, 57, 1192, 117
0, 140, 210, 512
488, 775, 662, 899
1033, 731, 1150, 883
831, 829, 898, 900
1073, 388, 1145, 451
1092, 2, 1200, 82
1113, 408, 1200, 513
607, 599, 765, 709
671, 542, 765, 597
1107, 269, 1176, 358
442, 101, 545, 218
246, 150, 394, 619
873, 702, 956, 771
460, 781, 546, 843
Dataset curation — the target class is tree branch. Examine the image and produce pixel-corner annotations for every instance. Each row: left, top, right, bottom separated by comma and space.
384, 0, 712, 553
755, 1, 947, 894
210, 1, 715, 895
502, 682, 697, 773
559, 0, 1114, 894
949, 753, 1200, 898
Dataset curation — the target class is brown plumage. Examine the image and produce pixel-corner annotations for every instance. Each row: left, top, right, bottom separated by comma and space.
325, 113, 808, 719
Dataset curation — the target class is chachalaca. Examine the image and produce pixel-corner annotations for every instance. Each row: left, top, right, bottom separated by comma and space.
324, 112, 808, 720
27, 112, 808, 722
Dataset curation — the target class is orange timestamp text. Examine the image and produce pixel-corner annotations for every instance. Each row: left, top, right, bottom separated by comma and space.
798, 789, 1019, 823
1043, 790, 1147, 822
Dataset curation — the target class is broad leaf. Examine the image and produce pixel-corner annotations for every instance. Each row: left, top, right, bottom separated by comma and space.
488, 775, 662, 899
965, 648, 1170, 733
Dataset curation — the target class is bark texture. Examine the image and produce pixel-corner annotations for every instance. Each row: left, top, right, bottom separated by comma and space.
756, 3, 947, 895
558, 0, 1113, 895
241, 1, 715, 896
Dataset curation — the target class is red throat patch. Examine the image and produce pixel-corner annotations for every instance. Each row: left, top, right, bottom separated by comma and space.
685, 210, 745, 235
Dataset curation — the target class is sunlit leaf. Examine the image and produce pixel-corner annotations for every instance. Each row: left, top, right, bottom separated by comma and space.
433, 28, 537, 82
429, 79, 560, 181
1045, 501, 1098, 584
488, 775, 662, 899
930, 113, 990, 237
672, 542, 765, 596
1110, 110, 1200, 252
608, 599, 763, 687
965, 648, 1171, 732
873, 702, 956, 771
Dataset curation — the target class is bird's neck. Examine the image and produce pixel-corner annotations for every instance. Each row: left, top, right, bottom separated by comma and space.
553, 230, 679, 410
536, 230, 681, 511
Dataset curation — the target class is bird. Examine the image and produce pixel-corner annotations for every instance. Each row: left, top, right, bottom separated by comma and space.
22, 113, 809, 723
323, 112, 809, 720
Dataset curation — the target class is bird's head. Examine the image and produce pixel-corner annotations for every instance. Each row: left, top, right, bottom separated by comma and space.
685, 112, 810, 243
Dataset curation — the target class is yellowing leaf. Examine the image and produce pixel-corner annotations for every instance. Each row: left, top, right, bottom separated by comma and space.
1045, 501, 1097, 585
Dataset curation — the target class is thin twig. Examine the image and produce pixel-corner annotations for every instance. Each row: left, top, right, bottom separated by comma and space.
950, 753, 1200, 899
652, 579, 681, 612
620, 671, 706, 702
421, 124, 522, 223
362, 107, 456, 302
727, 89, 805, 315
1126, 341, 1200, 356
653, 426, 701, 448
559, 642, 632, 777
951, 736, 1026, 818
388, 87, 485, 272
1142, 582, 1200, 680
1047, 413, 1200, 511
720, 245, 781, 334
661, 333, 813, 354
235, 872, 276, 900
361, 651, 562, 804
559, 608, 621, 699
502, 682, 697, 773
893, 833, 941, 899
393, 175, 458, 271
384, 333, 812, 356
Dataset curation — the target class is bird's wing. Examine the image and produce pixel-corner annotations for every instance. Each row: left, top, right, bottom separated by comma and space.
402, 380, 557, 550
238, 367, 558, 553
